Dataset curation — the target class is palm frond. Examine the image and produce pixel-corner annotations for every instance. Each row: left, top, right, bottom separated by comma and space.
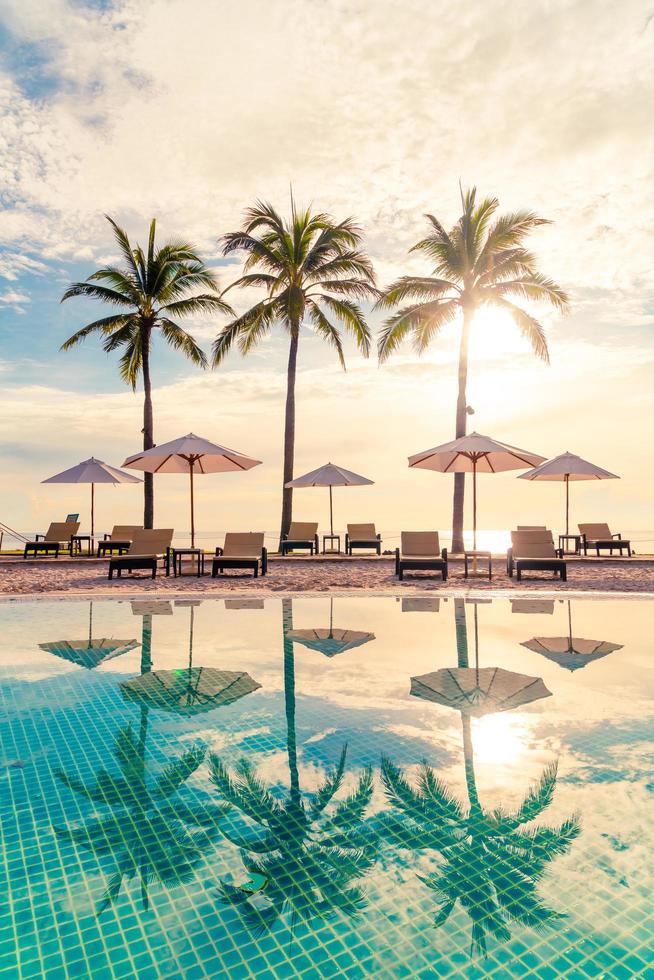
307, 301, 346, 369
61, 282, 134, 307
493, 298, 550, 363
152, 744, 206, 801
316, 296, 371, 355
310, 745, 348, 817
375, 276, 458, 310
60, 314, 133, 350
486, 274, 569, 312
158, 319, 208, 368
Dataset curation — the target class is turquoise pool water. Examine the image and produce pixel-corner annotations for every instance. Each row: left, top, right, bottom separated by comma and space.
1, 595, 652, 978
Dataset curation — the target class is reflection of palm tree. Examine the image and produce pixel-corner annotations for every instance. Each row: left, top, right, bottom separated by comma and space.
382, 598, 580, 957
209, 597, 377, 933
54, 609, 225, 912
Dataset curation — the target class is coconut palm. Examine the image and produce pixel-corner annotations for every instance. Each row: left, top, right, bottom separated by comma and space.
60, 216, 232, 527
208, 598, 378, 933
53, 610, 225, 913
380, 598, 580, 957
212, 201, 377, 546
377, 187, 569, 552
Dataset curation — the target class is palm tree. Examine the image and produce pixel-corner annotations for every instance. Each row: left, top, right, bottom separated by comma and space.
54, 725, 226, 913
60, 216, 232, 527
377, 187, 569, 552
380, 598, 580, 957
208, 598, 378, 933
53, 608, 226, 913
212, 201, 377, 546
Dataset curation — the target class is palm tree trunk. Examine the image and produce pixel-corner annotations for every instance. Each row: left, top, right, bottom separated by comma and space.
282, 597, 301, 804
454, 597, 481, 812
279, 326, 299, 549
451, 307, 473, 553
142, 326, 154, 529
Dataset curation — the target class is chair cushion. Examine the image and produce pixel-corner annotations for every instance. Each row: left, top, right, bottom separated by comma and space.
223, 533, 264, 558
578, 523, 612, 540
287, 522, 318, 539
401, 531, 440, 557
347, 523, 377, 538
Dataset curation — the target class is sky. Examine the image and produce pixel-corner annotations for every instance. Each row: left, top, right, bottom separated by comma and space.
0, 0, 653, 547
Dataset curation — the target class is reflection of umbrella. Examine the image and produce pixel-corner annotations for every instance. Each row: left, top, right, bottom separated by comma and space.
287, 596, 375, 657
123, 432, 261, 547
285, 462, 373, 536
42, 457, 141, 540
521, 600, 623, 671
121, 601, 261, 714
517, 451, 619, 535
39, 601, 139, 669
411, 601, 551, 716
408, 432, 545, 551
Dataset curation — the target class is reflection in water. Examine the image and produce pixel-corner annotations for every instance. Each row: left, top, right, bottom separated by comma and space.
39, 600, 139, 669
209, 598, 378, 934
52, 603, 250, 913
287, 596, 376, 657
382, 599, 581, 957
521, 600, 623, 672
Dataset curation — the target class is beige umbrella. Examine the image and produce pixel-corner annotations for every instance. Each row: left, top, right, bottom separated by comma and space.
517, 451, 619, 535
521, 600, 623, 672
123, 432, 261, 547
411, 601, 552, 716
409, 432, 545, 551
287, 598, 375, 657
42, 457, 141, 541
285, 462, 373, 536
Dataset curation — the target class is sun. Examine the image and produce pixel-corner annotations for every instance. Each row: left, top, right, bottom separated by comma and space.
470, 712, 530, 766
469, 306, 525, 361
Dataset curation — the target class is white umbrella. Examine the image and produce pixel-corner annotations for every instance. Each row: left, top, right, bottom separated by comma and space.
408, 432, 545, 551
285, 462, 373, 535
123, 432, 261, 547
517, 451, 619, 535
42, 458, 141, 540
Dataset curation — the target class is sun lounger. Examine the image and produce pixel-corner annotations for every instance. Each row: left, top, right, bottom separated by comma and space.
396, 531, 448, 581
345, 523, 382, 555
23, 521, 80, 559
212, 533, 267, 578
108, 529, 173, 579
281, 522, 319, 556
578, 523, 631, 557
97, 525, 143, 557
507, 529, 567, 581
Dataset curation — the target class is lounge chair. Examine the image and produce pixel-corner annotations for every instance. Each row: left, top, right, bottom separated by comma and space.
23, 521, 80, 559
396, 532, 448, 581
578, 523, 632, 557
507, 529, 567, 581
108, 529, 173, 579
212, 533, 267, 578
281, 522, 319, 556
345, 523, 382, 555
97, 525, 143, 557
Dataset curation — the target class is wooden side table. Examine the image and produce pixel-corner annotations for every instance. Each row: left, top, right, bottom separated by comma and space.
172, 548, 205, 577
322, 534, 341, 554
71, 534, 93, 557
464, 550, 492, 579
558, 534, 581, 555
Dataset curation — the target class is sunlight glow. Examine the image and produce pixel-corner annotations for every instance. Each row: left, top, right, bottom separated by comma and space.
471, 712, 530, 766
470, 306, 526, 360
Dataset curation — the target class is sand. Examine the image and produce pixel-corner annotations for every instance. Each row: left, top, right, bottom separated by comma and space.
1, 555, 653, 597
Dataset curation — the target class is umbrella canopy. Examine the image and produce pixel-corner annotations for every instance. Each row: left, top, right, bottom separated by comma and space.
517, 451, 619, 535
285, 462, 373, 535
123, 432, 261, 547
521, 600, 622, 671
42, 457, 141, 540
39, 602, 139, 669
120, 667, 261, 715
287, 597, 375, 656
411, 666, 552, 717
409, 432, 545, 551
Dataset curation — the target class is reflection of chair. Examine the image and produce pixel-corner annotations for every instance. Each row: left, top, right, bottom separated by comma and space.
578, 523, 631, 557
401, 597, 440, 613
212, 532, 267, 577
507, 530, 566, 581
510, 599, 555, 615
108, 529, 173, 579
23, 521, 80, 558
97, 525, 142, 557
281, 522, 319, 556
396, 532, 448, 580
345, 523, 381, 555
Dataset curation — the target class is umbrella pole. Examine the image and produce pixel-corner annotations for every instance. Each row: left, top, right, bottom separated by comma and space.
472, 458, 478, 573
91, 482, 95, 543
565, 474, 569, 536
189, 461, 195, 549
329, 485, 334, 536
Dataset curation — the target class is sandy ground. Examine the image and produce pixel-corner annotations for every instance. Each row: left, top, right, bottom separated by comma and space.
1, 555, 653, 596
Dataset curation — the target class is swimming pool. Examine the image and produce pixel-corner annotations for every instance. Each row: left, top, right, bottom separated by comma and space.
1, 595, 652, 978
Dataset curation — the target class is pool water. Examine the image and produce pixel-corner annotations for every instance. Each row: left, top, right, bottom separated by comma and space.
0, 595, 652, 979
